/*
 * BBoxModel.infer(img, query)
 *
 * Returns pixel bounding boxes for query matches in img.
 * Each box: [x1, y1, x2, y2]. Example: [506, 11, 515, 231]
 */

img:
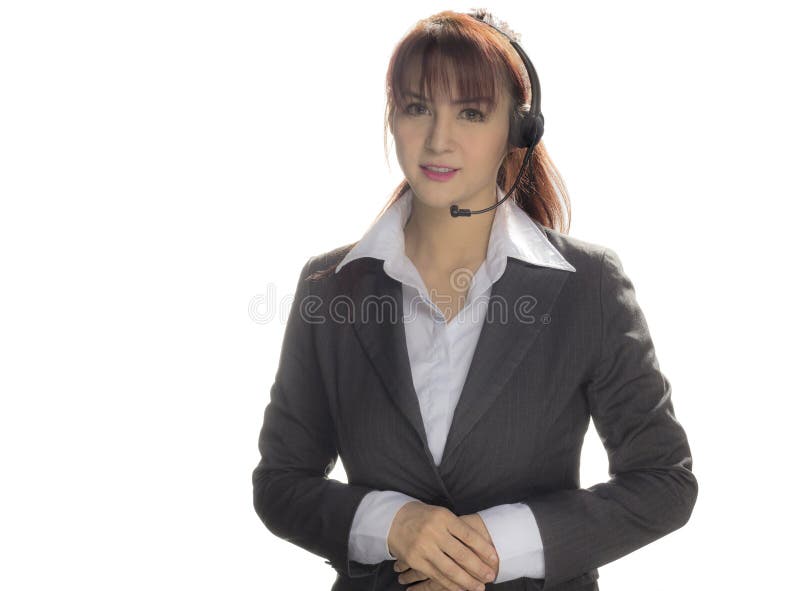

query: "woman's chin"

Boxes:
[409, 183, 465, 210]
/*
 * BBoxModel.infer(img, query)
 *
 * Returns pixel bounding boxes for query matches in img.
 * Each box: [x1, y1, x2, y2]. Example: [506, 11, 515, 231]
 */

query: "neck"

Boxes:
[403, 186, 498, 273]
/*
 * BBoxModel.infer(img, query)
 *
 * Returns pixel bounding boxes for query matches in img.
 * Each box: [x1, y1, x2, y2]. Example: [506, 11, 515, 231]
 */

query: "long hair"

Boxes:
[311, 9, 571, 281]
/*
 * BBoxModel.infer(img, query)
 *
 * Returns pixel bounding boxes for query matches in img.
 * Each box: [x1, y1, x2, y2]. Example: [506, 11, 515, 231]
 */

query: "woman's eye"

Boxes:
[404, 103, 428, 115]
[463, 109, 486, 122]
[402, 103, 485, 122]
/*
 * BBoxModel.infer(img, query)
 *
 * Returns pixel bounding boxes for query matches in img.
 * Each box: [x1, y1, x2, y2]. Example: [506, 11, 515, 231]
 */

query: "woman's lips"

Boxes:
[420, 165, 459, 182]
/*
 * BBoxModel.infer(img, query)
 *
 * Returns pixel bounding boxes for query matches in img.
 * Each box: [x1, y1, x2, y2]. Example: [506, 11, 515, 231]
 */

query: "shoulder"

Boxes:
[536, 223, 643, 317]
[533, 221, 612, 278]
[309, 242, 356, 269]
[295, 242, 367, 293]
[305, 242, 358, 277]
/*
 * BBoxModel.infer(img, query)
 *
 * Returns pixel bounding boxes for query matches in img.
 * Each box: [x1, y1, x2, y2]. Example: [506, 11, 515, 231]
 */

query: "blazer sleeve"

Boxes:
[251, 257, 381, 579]
[523, 247, 699, 590]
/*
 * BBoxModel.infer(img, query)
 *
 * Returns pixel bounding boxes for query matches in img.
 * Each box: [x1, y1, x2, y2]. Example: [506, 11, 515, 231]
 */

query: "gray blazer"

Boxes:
[252, 222, 698, 591]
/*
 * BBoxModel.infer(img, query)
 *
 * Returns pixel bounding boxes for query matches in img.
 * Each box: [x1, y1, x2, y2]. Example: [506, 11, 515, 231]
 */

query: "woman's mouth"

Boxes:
[420, 165, 459, 182]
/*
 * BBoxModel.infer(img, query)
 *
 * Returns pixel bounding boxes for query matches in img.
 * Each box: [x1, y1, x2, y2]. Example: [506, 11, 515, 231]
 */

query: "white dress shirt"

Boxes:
[334, 183, 576, 583]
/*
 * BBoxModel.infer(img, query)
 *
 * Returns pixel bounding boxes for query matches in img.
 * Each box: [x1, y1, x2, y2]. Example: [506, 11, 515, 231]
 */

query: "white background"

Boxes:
[1, 1, 797, 589]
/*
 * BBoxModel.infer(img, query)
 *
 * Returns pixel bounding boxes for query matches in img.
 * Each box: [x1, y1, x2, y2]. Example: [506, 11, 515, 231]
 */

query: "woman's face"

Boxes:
[391, 65, 513, 212]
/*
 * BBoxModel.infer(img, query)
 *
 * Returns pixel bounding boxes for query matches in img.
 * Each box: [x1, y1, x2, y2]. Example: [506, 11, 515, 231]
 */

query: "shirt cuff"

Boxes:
[476, 503, 545, 583]
[348, 490, 420, 564]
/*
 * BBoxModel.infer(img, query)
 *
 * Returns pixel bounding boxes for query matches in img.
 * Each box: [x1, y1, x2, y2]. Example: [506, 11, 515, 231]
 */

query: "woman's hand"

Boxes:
[388, 505, 498, 591]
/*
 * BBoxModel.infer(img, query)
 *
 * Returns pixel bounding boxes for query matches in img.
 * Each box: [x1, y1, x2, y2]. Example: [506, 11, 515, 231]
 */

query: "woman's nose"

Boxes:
[425, 114, 455, 152]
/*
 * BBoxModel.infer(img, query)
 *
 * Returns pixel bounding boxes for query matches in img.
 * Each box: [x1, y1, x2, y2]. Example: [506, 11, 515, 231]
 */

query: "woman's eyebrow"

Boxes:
[401, 91, 490, 105]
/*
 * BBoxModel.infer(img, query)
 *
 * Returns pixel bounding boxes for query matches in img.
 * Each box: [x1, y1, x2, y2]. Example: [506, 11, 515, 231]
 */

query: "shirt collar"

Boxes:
[334, 184, 576, 281]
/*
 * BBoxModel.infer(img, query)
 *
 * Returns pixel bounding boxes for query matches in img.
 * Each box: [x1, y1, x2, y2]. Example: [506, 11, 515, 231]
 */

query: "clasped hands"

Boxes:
[387, 501, 499, 591]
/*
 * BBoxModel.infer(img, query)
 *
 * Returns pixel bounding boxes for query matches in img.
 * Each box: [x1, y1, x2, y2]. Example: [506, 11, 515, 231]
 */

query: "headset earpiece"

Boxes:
[510, 110, 544, 149]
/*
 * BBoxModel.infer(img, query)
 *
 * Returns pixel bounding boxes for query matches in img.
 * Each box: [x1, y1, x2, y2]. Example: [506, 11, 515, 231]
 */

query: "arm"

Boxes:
[252, 257, 379, 579]
[523, 248, 699, 590]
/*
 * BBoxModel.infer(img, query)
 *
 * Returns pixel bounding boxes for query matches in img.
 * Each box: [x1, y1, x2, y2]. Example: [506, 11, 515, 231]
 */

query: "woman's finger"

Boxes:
[425, 551, 479, 591]
[397, 567, 430, 586]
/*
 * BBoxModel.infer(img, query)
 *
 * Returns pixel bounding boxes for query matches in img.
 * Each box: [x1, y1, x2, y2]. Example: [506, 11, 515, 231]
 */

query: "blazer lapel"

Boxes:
[438, 259, 572, 470]
[348, 260, 435, 468]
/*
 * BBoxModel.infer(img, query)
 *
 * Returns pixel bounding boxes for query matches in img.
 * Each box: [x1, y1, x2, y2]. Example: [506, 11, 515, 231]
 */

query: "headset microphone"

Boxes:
[450, 16, 544, 218]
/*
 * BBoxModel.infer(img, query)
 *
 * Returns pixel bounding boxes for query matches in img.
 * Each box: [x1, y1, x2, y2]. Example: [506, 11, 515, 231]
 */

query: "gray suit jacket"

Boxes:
[252, 222, 698, 591]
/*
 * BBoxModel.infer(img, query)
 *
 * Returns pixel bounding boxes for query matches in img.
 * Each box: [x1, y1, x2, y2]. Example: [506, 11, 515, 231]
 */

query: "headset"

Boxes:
[449, 14, 544, 217]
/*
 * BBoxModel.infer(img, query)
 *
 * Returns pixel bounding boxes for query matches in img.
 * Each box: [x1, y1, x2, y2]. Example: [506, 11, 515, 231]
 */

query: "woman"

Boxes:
[252, 9, 698, 591]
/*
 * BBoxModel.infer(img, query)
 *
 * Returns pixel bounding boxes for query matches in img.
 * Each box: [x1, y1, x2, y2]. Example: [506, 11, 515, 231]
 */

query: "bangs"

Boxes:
[389, 26, 514, 116]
